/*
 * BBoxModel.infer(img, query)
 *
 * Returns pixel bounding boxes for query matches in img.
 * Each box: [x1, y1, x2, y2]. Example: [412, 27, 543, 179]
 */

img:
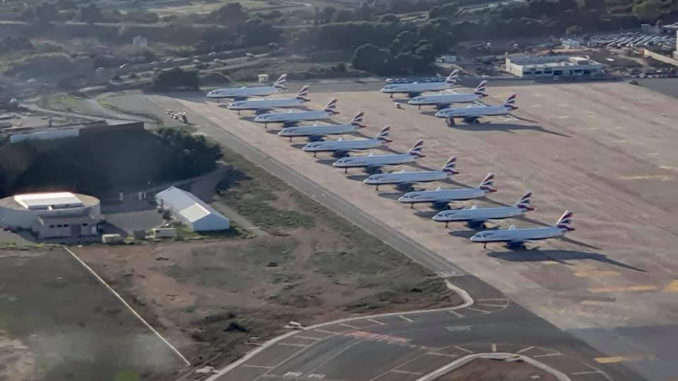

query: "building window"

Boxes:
[523, 71, 532, 75]
[64, 224, 69, 227]
[554, 70, 563, 75]
[49, 225, 55, 228]
[534, 71, 543, 75]
[82, 223, 88, 226]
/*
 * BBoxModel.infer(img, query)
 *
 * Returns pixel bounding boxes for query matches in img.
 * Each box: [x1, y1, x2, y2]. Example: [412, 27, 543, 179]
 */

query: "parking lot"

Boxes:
[147, 80, 678, 380]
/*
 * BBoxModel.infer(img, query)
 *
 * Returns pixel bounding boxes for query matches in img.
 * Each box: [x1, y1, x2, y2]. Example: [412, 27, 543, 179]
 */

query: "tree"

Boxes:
[35, 2, 58, 23]
[210, 3, 247, 27]
[632, 0, 662, 21]
[150, 68, 199, 91]
[351, 43, 391, 74]
[319, 6, 336, 23]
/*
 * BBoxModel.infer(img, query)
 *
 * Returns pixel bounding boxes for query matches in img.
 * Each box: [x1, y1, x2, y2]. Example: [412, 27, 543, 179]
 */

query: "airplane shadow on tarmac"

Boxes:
[451, 123, 570, 137]
[488, 249, 646, 272]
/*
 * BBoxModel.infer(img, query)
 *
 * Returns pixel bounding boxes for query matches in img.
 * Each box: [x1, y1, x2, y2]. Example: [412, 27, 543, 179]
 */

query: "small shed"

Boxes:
[155, 186, 229, 232]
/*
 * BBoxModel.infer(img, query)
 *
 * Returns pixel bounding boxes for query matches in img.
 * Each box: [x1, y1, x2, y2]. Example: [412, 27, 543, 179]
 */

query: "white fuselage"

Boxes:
[435, 105, 511, 118]
[333, 153, 416, 168]
[381, 81, 454, 95]
[408, 92, 481, 106]
[433, 206, 524, 223]
[398, 187, 487, 204]
[254, 110, 332, 124]
[206, 86, 280, 99]
[470, 226, 566, 243]
[227, 97, 304, 111]
[279, 123, 356, 137]
[303, 138, 384, 152]
[364, 170, 448, 185]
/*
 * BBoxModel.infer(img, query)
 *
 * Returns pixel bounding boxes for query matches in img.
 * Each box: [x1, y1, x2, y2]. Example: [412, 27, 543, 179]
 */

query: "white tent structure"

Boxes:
[155, 186, 229, 232]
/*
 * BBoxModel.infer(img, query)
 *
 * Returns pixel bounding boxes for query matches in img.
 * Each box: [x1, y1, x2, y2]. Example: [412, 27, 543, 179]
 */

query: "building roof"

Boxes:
[155, 186, 228, 225]
[508, 55, 603, 68]
[14, 192, 83, 210]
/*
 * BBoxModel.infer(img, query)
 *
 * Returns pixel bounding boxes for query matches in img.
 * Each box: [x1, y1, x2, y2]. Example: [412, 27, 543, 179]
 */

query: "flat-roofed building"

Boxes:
[155, 186, 229, 232]
[0, 192, 102, 240]
[505, 55, 604, 78]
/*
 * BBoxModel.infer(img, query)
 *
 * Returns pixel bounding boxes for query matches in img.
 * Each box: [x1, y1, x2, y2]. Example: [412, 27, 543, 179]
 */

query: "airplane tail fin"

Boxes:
[350, 111, 366, 128]
[445, 69, 460, 84]
[376, 125, 392, 142]
[273, 73, 287, 89]
[479, 173, 496, 192]
[503, 94, 518, 110]
[555, 210, 575, 231]
[474, 80, 488, 96]
[296, 85, 310, 101]
[441, 156, 459, 174]
[408, 139, 425, 157]
[324, 98, 339, 115]
[515, 191, 534, 211]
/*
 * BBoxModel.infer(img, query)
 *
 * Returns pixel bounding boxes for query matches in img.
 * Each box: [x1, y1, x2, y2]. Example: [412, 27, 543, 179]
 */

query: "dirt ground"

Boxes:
[0, 247, 184, 381]
[438, 358, 557, 381]
[75, 151, 460, 369]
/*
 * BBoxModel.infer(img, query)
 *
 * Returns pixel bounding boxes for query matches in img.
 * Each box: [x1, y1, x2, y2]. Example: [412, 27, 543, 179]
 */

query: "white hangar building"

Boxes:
[0, 192, 102, 240]
[155, 186, 230, 232]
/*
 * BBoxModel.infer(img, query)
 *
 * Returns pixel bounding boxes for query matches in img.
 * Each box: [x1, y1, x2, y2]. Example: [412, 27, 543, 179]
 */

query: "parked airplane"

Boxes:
[470, 210, 574, 248]
[363, 156, 458, 190]
[433, 191, 534, 227]
[278, 112, 365, 141]
[301, 125, 391, 156]
[380, 70, 459, 98]
[398, 173, 496, 208]
[434, 94, 517, 126]
[407, 81, 488, 109]
[254, 98, 339, 127]
[227, 85, 310, 114]
[332, 140, 425, 173]
[206, 74, 287, 99]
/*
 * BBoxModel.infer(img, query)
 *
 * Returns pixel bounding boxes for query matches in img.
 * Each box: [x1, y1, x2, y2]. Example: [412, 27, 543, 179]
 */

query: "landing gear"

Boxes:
[445, 222, 449, 228]
[446, 118, 456, 127]
[344, 168, 348, 173]
[375, 185, 380, 191]
[463, 117, 480, 124]
[313, 152, 317, 158]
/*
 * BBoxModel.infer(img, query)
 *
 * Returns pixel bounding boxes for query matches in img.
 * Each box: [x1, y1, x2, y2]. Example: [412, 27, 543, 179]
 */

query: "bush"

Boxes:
[150, 67, 199, 91]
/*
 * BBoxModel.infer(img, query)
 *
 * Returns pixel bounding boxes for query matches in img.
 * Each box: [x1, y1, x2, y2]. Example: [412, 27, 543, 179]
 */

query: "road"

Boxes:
[136, 94, 648, 381]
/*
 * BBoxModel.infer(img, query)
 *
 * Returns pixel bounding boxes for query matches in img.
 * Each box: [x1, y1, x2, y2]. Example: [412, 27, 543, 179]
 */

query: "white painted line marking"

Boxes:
[427, 352, 458, 358]
[570, 370, 601, 376]
[398, 315, 413, 323]
[242, 364, 273, 369]
[467, 307, 492, 314]
[294, 335, 322, 341]
[339, 323, 359, 330]
[448, 310, 464, 318]
[277, 342, 308, 347]
[391, 369, 423, 375]
[455, 345, 474, 354]
[477, 298, 506, 302]
[65, 247, 191, 366]
[367, 318, 384, 326]
[516, 346, 535, 354]
[313, 329, 341, 335]
[478, 303, 506, 308]
[534, 352, 562, 358]
[445, 325, 472, 332]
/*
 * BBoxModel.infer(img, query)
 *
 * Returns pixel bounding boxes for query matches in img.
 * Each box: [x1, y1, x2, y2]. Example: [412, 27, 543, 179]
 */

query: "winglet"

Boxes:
[474, 80, 488, 96]
[556, 210, 575, 231]
[296, 85, 310, 101]
[515, 191, 534, 211]
[273, 73, 287, 89]
[445, 69, 460, 84]
[324, 98, 339, 115]
[376, 125, 392, 142]
[503, 94, 518, 110]
[442, 156, 459, 174]
[350, 111, 366, 128]
[408, 139, 425, 157]
[479, 173, 496, 192]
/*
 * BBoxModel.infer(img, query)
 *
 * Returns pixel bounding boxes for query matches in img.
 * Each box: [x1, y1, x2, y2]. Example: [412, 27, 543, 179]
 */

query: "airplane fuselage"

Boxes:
[470, 226, 566, 243]
[398, 188, 487, 204]
[435, 105, 511, 118]
[254, 110, 332, 125]
[433, 206, 524, 223]
[408, 93, 481, 106]
[364, 170, 448, 185]
[303, 138, 384, 152]
[381, 82, 453, 95]
[333, 154, 416, 169]
[206, 86, 280, 99]
[279, 124, 356, 137]
[227, 97, 304, 111]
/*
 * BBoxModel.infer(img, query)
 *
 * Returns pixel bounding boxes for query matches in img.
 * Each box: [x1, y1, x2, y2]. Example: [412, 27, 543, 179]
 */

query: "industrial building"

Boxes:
[0, 192, 102, 240]
[155, 186, 230, 232]
[505, 55, 604, 78]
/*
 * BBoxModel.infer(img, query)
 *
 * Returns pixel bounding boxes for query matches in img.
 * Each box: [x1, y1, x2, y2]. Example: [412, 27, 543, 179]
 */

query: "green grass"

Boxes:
[114, 370, 140, 381]
[38, 93, 90, 114]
